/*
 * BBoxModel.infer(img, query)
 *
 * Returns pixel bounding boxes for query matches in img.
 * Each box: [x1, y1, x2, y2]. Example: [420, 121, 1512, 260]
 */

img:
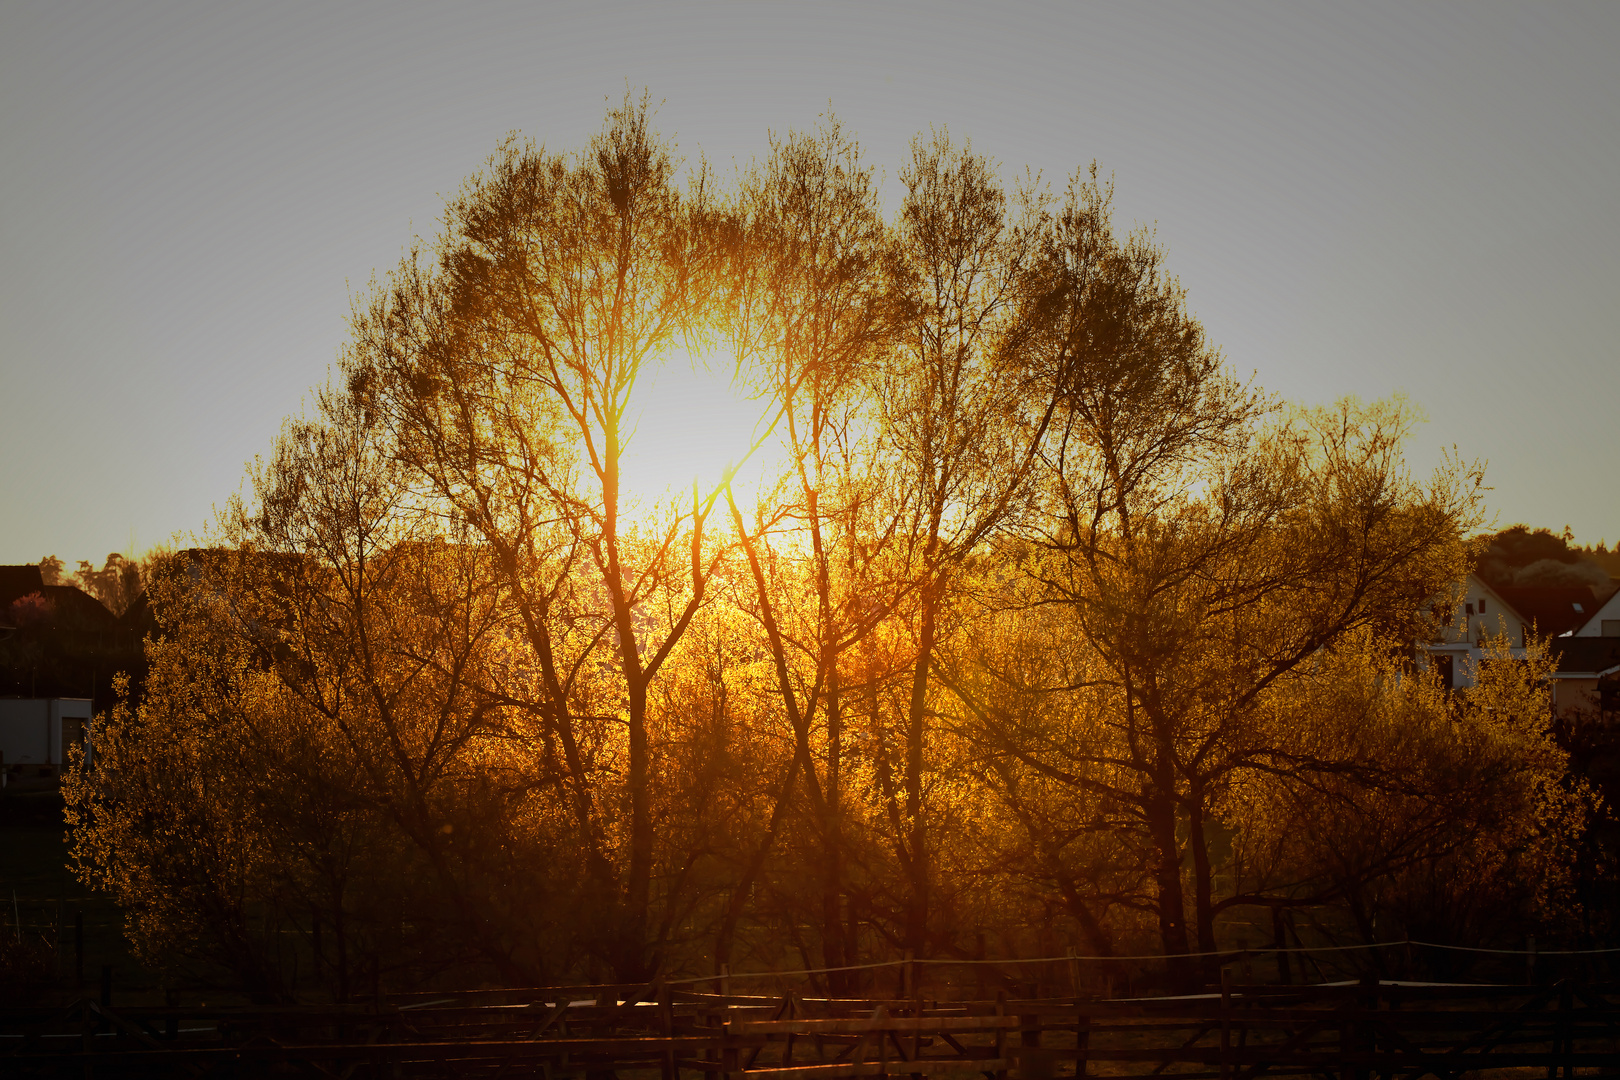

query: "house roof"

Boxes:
[1495, 585, 1598, 637]
[1547, 636, 1620, 678]
[0, 565, 46, 609]
[41, 585, 117, 630]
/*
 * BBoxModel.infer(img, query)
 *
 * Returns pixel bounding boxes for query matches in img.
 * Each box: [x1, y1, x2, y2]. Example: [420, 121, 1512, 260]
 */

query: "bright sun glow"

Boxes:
[616, 347, 787, 513]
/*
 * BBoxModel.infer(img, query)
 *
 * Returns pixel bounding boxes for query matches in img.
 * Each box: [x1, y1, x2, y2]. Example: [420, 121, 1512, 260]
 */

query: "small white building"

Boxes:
[0, 697, 92, 781]
[1421, 576, 1531, 689]
[1419, 576, 1620, 719]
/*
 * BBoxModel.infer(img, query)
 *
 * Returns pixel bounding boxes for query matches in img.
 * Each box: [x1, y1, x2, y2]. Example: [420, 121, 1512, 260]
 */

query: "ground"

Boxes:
[0, 789, 162, 1007]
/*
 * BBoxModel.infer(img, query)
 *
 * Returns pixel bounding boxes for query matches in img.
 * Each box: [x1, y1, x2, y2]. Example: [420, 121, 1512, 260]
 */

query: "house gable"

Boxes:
[1574, 585, 1620, 637]
[1431, 575, 1531, 649]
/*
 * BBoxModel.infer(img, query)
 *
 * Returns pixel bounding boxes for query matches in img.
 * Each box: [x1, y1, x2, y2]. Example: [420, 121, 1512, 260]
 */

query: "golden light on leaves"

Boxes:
[61, 99, 1576, 1003]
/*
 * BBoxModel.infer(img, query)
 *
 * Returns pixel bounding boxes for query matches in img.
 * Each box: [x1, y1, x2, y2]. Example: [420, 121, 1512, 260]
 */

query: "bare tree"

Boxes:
[712, 118, 911, 984]
[945, 170, 1483, 983]
[353, 94, 730, 979]
[880, 131, 1058, 957]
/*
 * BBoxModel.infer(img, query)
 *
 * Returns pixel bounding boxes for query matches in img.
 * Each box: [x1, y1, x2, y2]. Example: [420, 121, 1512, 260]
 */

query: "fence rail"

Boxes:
[3, 977, 1619, 1078]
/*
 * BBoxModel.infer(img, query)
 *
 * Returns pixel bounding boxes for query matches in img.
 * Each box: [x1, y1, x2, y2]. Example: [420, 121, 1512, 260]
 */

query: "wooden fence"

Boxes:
[4, 977, 1619, 1078]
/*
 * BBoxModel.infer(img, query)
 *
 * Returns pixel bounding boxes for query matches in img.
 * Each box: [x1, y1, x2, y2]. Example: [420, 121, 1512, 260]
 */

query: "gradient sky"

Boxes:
[2, 1, 1616, 565]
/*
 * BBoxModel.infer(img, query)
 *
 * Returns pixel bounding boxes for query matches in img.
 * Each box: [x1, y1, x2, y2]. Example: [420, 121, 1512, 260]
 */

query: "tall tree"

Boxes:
[68, 380, 568, 996]
[72, 553, 144, 616]
[881, 131, 1059, 957]
[717, 117, 900, 984]
[353, 94, 727, 980]
[945, 169, 1481, 983]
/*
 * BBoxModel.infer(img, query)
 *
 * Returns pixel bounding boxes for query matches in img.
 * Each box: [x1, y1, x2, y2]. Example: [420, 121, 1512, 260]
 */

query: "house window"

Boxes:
[1466, 602, 1475, 617]
[1603, 620, 1620, 638]
[1574, 603, 1585, 614]
[1479, 598, 1487, 614]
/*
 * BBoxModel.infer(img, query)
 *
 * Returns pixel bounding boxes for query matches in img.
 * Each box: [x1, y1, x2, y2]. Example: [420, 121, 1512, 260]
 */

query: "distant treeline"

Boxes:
[0, 555, 153, 710]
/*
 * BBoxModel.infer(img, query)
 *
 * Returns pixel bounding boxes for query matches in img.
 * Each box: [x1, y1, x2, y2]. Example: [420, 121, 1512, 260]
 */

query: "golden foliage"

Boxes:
[64, 101, 1587, 998]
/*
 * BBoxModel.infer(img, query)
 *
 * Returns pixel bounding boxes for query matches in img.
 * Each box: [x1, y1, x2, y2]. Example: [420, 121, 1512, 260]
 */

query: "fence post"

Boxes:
[723, 964, 735, 1080]
[721, 967, 737, 1080]
[903, 950, 914, 1004]
[976, 933, 987, 1000]
[657, 979, 676, 1080]
[1557, 980, 1572, 1080]
[1339, 983, 1355, 1080]
[1219, 967, 1232, 1080]
[1344, 973, 1375, 1080]
[705, 969, 724, 1077]
[911, 951, 925, 1063]
[1018, 1011, 1051, 1080]
[994, 991, 1008, 1080]
[1527, 936, 1537, 985]
[1067, 949, 1079, 999]
[1075, 1001, 1091, 1079]
[722, 1024, 738, 1080]
[876, 1004, 888, 1079]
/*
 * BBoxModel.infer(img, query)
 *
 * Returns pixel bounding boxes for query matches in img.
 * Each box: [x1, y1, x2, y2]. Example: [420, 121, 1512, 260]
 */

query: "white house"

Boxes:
[1573, 587, 1620, 638]
[1418, 575, 1620, 721]
[1421, 575, 1532, 689]
[1553, 584, 1620, 720]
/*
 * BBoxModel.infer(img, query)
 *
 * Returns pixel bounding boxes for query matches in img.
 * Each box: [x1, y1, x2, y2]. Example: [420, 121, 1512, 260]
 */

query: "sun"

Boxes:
[616, 347, 786, 513]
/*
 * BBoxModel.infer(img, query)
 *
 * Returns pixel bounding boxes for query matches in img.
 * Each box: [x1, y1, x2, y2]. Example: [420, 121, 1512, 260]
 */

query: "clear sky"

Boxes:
[2, 1, 1616, 565]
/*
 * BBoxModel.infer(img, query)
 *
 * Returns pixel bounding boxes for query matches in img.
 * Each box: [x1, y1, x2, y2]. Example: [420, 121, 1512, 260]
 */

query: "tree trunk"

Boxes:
[623, 678, 652, 981]
[822, 661, 848, 993]
[717, 757, 800, 974]
[1187, 792, 1219, 982]
[904, 574, 937, 957]
[1145, 790, 1194, 989]
[1271, 906, 1293, 985]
